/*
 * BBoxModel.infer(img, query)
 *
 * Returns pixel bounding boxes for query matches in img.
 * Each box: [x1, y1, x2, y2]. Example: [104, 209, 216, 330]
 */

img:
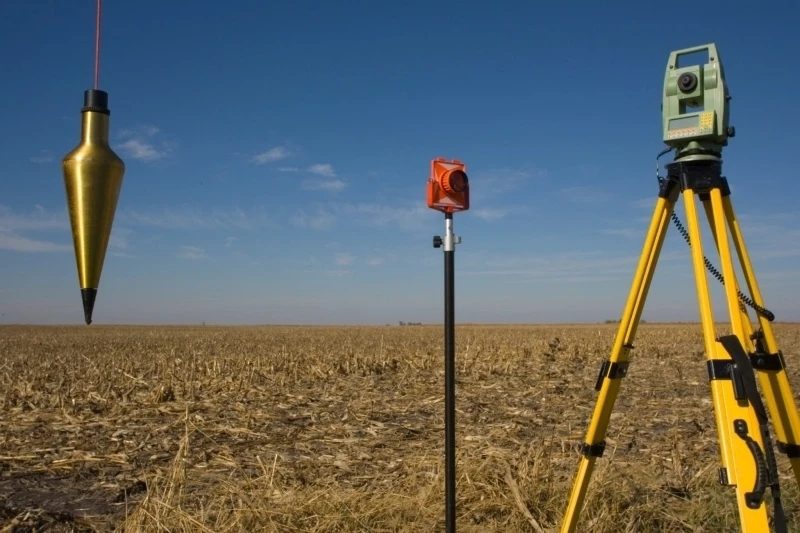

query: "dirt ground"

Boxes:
[1, 323, 799, 532]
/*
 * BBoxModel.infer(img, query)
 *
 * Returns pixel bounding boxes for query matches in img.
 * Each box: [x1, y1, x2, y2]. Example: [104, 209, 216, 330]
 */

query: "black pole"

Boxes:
[444, 212, 456, 533]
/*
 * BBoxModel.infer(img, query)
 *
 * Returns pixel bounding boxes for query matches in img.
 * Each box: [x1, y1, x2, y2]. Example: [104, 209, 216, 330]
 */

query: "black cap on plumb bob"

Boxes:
[82, 89, 110, 115]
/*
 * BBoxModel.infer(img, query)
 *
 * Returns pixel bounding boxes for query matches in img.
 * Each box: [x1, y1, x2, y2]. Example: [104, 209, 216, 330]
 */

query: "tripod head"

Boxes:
[662, 43, 735, 162]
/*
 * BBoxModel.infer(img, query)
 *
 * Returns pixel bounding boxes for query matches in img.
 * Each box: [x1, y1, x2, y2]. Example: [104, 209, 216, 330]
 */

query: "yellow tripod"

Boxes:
[559, 154, 800, 532]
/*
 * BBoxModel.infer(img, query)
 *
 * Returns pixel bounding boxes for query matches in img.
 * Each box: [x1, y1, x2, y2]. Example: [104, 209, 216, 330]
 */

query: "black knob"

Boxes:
[727, 126, 736, 138]
[433, 236, 443, 248]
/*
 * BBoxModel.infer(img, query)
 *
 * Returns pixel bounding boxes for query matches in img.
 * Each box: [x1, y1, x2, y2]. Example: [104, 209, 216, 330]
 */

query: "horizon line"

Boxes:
[2, 321, 798, 328]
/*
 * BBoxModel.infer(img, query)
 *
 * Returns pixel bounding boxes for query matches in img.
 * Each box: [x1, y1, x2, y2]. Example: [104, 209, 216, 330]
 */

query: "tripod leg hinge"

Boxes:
[718, 467, 729, 486]
[706, 360, 747, 400]
[776, 441, 800, 458]
[696, 181, 733, 201]
[749, 351, 786, 372]
[658, 174, 680, 199]
[580, 441, 606, 458]
[594, 360, 630, 391]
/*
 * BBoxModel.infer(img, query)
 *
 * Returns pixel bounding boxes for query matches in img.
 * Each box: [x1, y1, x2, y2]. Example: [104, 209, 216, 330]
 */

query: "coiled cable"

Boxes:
[655, 148, 775, 322]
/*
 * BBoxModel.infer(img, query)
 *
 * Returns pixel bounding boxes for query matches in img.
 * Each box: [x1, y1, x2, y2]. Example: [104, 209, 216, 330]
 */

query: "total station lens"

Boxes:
[678, 72, 698, 93]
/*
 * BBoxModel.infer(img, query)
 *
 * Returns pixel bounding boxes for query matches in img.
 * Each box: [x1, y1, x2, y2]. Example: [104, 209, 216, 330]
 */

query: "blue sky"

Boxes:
[1, 0, 799, 325]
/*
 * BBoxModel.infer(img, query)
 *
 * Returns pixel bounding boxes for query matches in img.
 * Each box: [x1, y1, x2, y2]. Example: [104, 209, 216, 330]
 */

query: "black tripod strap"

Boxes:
[719, 335, 787, 533]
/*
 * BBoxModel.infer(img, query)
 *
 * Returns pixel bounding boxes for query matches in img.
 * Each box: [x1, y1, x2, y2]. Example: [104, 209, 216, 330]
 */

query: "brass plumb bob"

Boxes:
[62, 89, 125, 324]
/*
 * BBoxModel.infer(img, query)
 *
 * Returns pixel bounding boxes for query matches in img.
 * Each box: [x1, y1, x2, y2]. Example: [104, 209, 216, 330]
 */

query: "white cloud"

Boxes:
[0, 232, 71, 253]
[0, 204, 278, 255]
[116, 125, 171, 162]
[474, 208, 508, 221]
[303, 269, 351, 277]
[308, 163, 336, 177]
[290, 205, 336, 231]
[109, 227, 132, 249]
[366, 257, 384, 266]
[0, 205, 132, 253]
[736, 211, 800, 230]
[121, 206, 278, 231]
[0, 204, 68, 232]
[278, 167, 299, 172]
[598, 228, 641, 238]
[332, 202, 436, 231]
[119, 139, 167, 162]
[334, 252, 355, 266]
[0, 205, 71, 253]
[472, 207, 528, 221]
[739, 229, 800, 259]
[120, 126, 160, 137]
[462, 250, 668, 283]
[176, 245, 206, 260]
[30, 150, 54, 164]
[301, 178, 347, 192]
[557, 186, 615, 203]
[300, 164, 345, 192]
[633, 197, 656, 209]
[2, 203, 280, 238]
[462, 248, 694, 285]
[251, 147, 290, 165]
[468, 167, 545, 203]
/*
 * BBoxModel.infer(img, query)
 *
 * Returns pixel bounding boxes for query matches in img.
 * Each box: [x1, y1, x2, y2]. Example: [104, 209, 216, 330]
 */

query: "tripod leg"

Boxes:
[722, 194, 800, 485]
[698, 195, 755, 343]
[559, 189, 676, 533]
[685, 188, 771, 531]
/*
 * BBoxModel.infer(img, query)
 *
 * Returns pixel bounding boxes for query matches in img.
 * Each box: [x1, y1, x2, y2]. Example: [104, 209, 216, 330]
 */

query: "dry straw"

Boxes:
[1, 323, 798, 531]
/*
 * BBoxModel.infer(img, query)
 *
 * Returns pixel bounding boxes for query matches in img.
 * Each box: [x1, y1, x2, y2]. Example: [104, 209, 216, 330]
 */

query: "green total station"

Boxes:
[662, 43, 735, 160]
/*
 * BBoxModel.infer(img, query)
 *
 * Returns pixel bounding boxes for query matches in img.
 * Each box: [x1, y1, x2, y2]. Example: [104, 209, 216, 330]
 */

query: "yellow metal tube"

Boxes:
[723, 196, 800, 485]
[684, 189, 769, 530]
[560, 193, 675, 533]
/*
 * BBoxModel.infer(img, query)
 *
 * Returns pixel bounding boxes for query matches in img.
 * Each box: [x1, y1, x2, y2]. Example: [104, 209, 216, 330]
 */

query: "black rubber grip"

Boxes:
[734, 419, 768, 509]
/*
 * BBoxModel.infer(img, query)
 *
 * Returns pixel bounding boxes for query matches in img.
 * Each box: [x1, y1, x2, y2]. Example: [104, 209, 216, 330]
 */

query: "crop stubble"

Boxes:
[1, 323, 799, 532]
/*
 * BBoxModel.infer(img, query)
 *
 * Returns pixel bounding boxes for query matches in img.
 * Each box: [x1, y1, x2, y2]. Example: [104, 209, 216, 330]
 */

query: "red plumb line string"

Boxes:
[94, 0, 102, 89]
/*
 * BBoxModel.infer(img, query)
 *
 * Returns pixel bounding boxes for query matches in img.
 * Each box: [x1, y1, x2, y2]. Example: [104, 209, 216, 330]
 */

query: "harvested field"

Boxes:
[1, 323, 799, 532]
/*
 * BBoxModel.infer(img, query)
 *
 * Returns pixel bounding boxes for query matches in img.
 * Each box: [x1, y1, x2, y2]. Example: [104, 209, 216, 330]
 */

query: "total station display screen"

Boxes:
[669, 115, 699, 131]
